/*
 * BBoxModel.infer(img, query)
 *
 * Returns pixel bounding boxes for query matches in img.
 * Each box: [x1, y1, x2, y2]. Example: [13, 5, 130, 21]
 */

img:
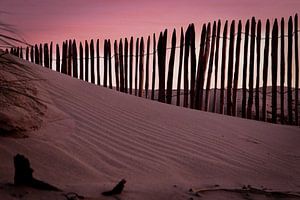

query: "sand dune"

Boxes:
[0, 53, 300, 199]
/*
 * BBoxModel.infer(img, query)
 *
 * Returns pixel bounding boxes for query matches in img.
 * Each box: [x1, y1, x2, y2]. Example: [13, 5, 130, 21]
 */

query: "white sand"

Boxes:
[0, 53, 300, 199]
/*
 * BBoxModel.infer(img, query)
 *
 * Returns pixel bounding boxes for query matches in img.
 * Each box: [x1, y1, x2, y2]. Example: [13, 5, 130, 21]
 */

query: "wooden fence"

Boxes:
[9, 14, 300, 126]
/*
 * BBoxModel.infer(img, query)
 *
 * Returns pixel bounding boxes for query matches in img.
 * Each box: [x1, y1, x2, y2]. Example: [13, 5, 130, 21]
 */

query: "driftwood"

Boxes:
[102, 179, 126, 196]
[14, 154, 60, 191]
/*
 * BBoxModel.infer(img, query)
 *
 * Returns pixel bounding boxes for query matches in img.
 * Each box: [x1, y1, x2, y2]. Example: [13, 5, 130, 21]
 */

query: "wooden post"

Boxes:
[242, 20, 250, 118]
[138, 37, 144, 97]
[183, 26, 190, 107]
[50, 42, 53, 69]
[166, 29, 177, 104]
[39, 43, 43, 66]
[35, 44, 39, 64]
[96, 39, 100, 85]
[220, 21, 228, 114]
[151, 33, 156, 100]
[90, 39, 95, 84]
[255, 20, 262, 120]
[104, 40, 108, 87]
[44, 43, 49, 68]
[205, 21, 217, 112]
[119, 39, 125, 92]
[124, 38, 129, 93]
[145, 36, 150, 98]
[68, 40, 72, 76]
[30, 46, 34, 63]
[135, 38, 139, 96]
[195, 24, 207, 109]
[280, 18, 286, 124]
[73, 40, 78, 79]
[295, 14, 299, 126]
[189, 24, 196, 108]
[114, 40, 120, 91]
[271, 19, 279, 124]
[247, 17, 256, 119]
[85, 40, 89, 82]
[26, 47, 29, 61]
[227, 20, 235, 116]
[176, 28, 184, 106]
[232, 20, 242, 116]
[20, 47, 23, 59]
[108, 40, 113, 89]
[61, 42, 67, 74]
[129, 37, 133, 94]
[262, 20, 270, 122]
[213, 20, 221, 113]
[287, 16, 293, 124]
[79, 42, 83, 80]
[56, 44, 60, 72]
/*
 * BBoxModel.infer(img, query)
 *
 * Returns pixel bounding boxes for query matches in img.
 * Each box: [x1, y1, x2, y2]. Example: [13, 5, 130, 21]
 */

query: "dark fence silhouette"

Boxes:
[9, 14, 300, 126]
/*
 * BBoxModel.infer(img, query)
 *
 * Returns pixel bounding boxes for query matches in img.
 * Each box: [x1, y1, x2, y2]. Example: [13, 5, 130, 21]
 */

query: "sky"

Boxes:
[1, 0, 299, 45]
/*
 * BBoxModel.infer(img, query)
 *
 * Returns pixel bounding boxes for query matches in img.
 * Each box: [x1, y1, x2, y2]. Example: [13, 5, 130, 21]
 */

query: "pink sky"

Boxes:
[1, 0, 299, 45]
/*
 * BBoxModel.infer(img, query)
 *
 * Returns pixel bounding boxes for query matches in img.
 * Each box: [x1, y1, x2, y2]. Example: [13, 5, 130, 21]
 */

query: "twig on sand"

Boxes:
[189, 185, 300, 199]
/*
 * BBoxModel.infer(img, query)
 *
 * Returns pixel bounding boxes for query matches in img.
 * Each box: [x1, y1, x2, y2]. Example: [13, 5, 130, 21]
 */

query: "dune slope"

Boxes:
[0, 54, 300, 200]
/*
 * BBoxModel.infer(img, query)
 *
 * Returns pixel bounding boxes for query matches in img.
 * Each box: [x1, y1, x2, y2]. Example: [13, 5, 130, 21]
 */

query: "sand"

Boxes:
[0, 52, 300, 199]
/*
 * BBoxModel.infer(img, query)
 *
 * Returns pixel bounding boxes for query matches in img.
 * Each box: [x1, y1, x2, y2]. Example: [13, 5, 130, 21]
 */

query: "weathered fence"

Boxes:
[9, 14, 300, 126]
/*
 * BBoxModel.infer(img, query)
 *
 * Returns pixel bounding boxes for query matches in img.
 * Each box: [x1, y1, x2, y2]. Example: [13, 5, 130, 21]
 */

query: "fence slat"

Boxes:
[232, 20, 242, 116]
[287, 17, 293, 124]
[247, 17, 256, 119]
[114, 40, 120, 91]
[213, 20, 221, 113]
[135, 38, 139, 96]
[227, 20, 235, 116]
[50, 42, 52, 69]
[35, 44, 39, 65]
[176, 28, 184, 106]
[189, 24, 196, 108]
[242, 20, 250, 118]
[44, 43, 49, 68]
[138, 37, 144, 97]
[200, 23, 211, 110]
[183, 26, 190, 107]
[119, 39, 124, 92]
[104, 40, 108, 87]
[166, 29, 177, 104]
[151, 33, 156, 100]
[295, 14, 299, 126]
[79, 42, 83, 80]
[68, 40, 72, 76]
[158, 30, 168, 103]
[124, 38, 129, 93]
[195, 24, 206, 109]
[145, 36, 150, 98]
[26, 47, 29, 61]
[96, 39, 100, 85]
[280, 18, 285, 124]
[85, 40, 89, 82]
[61, 42, 67, 74]
[255, 20, 261, 120]
[271, 19, 279, 123]
[262, 20, 270, 122]
[30, 46, 34, 63]
[90, 39, 95, 84]
[220, 21, 228, 114]
[39, 43, 43, 66]
[73, 40, 78, 79]
[108, 40, 113, 89]
[56, 44, 60, 72]
[129, 37, 133, 94]
[205, 21, 217, 112]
